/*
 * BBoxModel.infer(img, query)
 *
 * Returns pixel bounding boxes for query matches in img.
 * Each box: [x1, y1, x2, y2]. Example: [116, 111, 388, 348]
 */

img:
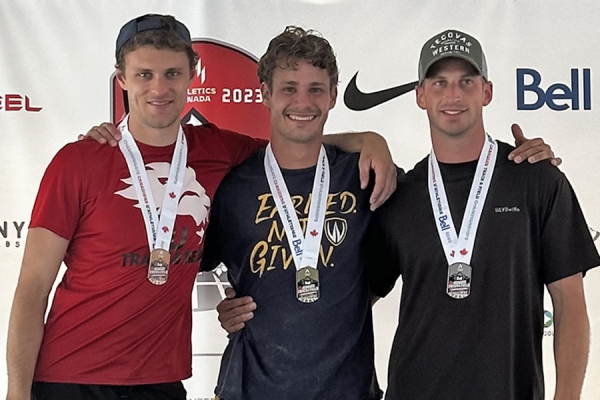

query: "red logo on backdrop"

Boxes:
[0, 94, 42, 112]
[110, 39, 270, 140]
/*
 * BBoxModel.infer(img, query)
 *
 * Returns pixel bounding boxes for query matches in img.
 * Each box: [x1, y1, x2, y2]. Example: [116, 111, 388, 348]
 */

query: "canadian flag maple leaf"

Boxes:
[169, 192, 176, 199]
[310, 230, 318, 236]
[460, 248, 468, 256]
[162, 226, 169, 233]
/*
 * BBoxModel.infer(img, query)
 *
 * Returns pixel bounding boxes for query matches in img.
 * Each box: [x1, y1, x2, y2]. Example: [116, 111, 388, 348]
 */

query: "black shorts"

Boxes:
[31, 381, 186, 400]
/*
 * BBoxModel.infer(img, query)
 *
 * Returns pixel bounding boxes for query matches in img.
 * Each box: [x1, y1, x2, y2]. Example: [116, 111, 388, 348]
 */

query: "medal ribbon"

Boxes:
[264, 144, 330, 271]
[428, 134, 497, 266]
[118, 115, 188, 253]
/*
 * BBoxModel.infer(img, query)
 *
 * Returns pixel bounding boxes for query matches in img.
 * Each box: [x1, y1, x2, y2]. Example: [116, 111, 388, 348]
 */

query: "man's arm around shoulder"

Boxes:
[6, 228, 67, 400]
[323, 131, 397, 210]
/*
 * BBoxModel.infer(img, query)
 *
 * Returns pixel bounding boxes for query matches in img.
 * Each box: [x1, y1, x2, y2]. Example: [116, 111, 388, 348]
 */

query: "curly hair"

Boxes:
[115, 15, 198, 72]
[258, 26, 339, 90]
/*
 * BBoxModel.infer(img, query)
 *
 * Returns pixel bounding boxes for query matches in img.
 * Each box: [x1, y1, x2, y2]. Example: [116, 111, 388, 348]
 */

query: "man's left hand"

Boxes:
[508, 123, 562, 166]
[358, 132, 397, 211]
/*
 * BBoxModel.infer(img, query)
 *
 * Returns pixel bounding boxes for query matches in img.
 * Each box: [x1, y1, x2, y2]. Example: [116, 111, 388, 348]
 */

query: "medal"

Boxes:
[118, 115, 187, 286]
[148, 248, 171, 285]
[296, 267, 320, 303]
[265, 144, 330, 303]
[446, 262, 472, 299]
[428, 134, 497, 299]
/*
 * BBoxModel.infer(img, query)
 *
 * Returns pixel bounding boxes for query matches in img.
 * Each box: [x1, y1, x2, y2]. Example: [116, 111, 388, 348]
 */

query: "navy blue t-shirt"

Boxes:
[201, 145, 381, 400]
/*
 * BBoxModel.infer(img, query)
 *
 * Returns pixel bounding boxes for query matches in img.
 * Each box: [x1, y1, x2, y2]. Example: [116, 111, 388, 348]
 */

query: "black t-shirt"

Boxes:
[366, 141, 600, 400]
[202, 145, 382, 400]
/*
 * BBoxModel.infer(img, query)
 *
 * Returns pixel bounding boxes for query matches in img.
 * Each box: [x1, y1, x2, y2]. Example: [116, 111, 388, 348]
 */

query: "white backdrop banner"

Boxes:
[1, 1, 599, 399]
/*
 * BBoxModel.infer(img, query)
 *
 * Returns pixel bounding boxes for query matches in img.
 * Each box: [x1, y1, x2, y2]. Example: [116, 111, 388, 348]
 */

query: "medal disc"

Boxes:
[446, 262, 472, 299]
[148, 248, 171, 285]
[296, 267, 320, 303]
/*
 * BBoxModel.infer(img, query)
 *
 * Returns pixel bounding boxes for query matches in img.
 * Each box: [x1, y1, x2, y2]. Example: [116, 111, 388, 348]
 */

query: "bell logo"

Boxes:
[517, 68, 591, 111]
[0, 94, 42, 112]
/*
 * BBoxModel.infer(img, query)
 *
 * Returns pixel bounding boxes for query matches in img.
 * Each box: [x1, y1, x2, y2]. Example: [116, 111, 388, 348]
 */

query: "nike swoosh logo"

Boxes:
[343, 72, 418, 111]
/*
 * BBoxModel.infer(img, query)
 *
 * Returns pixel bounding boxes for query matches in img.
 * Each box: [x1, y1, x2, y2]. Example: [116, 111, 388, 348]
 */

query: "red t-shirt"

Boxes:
[30, 123, 265, 385]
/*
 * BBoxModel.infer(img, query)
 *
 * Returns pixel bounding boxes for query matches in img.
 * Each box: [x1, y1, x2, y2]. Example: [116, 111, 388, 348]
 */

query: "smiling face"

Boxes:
[262, 59, 337, 146]
[416, 57, 493, 141]
[116, 46, 194, 141]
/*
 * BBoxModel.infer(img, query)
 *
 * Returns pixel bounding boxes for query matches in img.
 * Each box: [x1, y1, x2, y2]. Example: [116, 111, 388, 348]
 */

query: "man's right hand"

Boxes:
[78, 122, 121, 147]
[216, 287, 256, 334]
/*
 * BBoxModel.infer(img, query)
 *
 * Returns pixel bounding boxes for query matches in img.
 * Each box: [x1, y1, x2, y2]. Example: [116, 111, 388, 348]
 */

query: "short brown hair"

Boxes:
[258, 26, 339, 90]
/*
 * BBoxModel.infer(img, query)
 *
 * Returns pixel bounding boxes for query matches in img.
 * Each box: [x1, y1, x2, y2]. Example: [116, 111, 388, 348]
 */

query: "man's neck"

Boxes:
[269, 136, 323, 169]
[127, 116, 180, 147]
[431, 128, 486, 164]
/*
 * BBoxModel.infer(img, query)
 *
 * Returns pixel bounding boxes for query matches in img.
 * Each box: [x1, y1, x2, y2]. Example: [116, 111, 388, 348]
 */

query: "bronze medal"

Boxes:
[296, 267, 320, 303]
[148, 248, 170, 285]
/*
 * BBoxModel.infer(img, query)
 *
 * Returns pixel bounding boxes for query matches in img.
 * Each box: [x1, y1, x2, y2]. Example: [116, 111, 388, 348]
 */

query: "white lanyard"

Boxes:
[428, 134, 497, 266]
[118, 115, 188, 253]
[264, 144, 330, 271]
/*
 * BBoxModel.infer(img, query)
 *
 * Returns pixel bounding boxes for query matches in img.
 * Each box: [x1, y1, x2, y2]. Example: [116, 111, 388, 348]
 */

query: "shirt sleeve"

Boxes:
[216, 127, 268, 168]
[540, 169, 600, 283]
[29, 143, 84, 241]
[363, 208, 402, 298]
[200, 184, 226, 272]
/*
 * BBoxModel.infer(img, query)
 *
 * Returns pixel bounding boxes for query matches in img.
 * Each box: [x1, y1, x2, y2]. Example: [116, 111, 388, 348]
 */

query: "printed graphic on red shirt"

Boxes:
[115, 161, 211, 241]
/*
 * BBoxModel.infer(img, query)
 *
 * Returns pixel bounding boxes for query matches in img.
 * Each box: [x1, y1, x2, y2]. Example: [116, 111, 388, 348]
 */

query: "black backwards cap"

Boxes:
[114, 14, 193, 115]
[115, 14, 192, 57]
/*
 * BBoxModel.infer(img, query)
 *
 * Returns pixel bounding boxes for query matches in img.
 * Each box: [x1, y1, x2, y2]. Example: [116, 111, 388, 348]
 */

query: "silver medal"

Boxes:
[296, 267, 320, 303]
[446, 262, 472, 299]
